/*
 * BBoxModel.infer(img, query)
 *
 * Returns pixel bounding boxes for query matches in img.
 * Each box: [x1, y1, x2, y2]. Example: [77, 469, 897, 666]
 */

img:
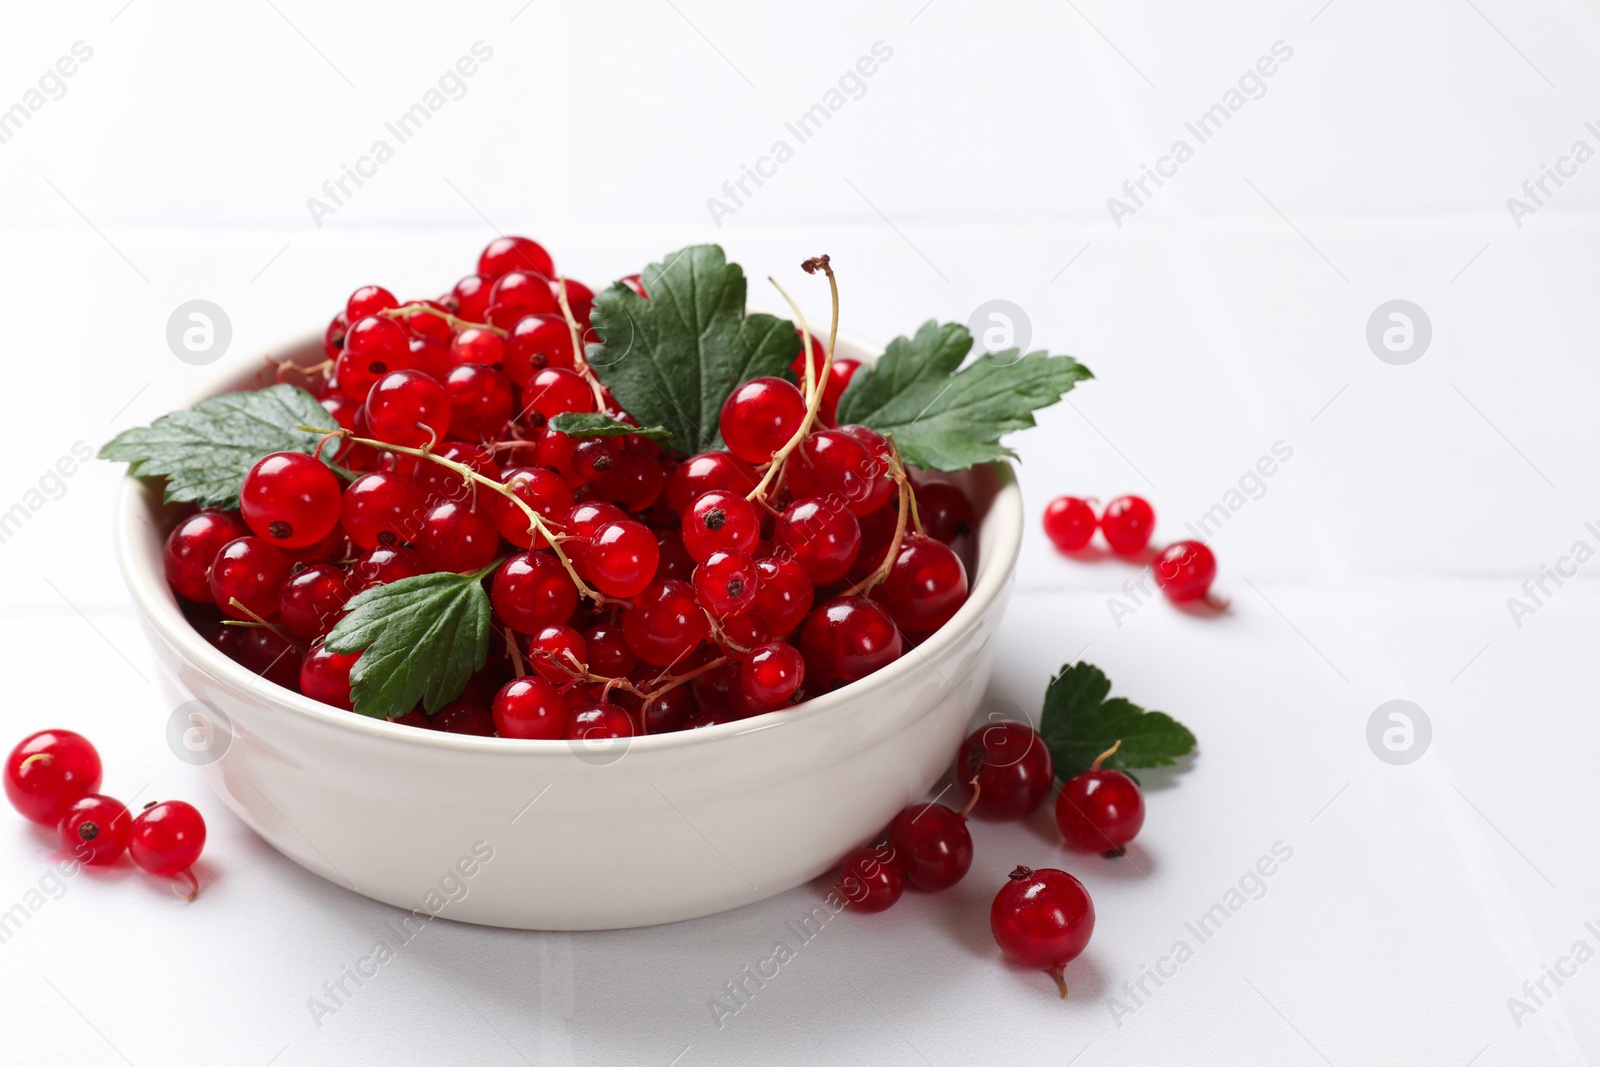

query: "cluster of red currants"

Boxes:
[4, 730, 207, 898]
[1042, 493, 1220, 606]
[164, 235, 976, 737]
[830, 717, 1145, 997]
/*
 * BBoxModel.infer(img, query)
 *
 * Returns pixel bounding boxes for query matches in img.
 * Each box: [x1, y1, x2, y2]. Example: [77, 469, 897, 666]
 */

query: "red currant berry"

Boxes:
[492, 552, 578, 633]
[129, 800, 206, 896]
[819, 357, 860, 425]
[351, 544, 426, 589]
[239, 452, 342, 549]
[340, 471, 422, 550]
[346, 285, 397, 321]
[323, 311, 348, 360]
[585, 623, 638, 676]
[587, 520, 660, 598]
[682, 490, 761, 564]
[1043, 496, 1097, 553]
[318, 392, 381, 471]
[622, 580, 709, 667]
[5, 730, 102, 825]
[886, 802, 973, 891]
[363, 370, 451, 449]
[565, 701, 635, 742]
[401, 301, 456, 344]
[773, 496, 862, 585]
[1100, 495, 1155, 556]
[489, 270, 560, 326]
[740, 642, 804, 707]
[300, 644, 358, 709]
[834, 845, 905, 912]
[666, 451, 760, 516]
[693, 550, 758, 617]
[551, 277, 594, 323]
[799, 596, 902, 687]
[954, 721, 1053, 820]
[522, 367, 596, 421]
[751, 556, 813, 639]
[491, 466, 575, 549]
[444, 363, 515, 440]
[164, 511, 249, 602]
[479, 236, 554, 281]
[58, 794, 132, 865]
[278, 564, 352, 639]
[404, 334, 452, 381]
[504, 314, 576, 384]
[416, 501, 501, 573]
[571, 436, 620, 480]
[210, 537, 291, 620]
[337, 315, 410, 400]
[642, 683, 693, 734]
[591, 447, 665, 511]
[719, 377, 806, 464]
[991, 866, 1095, 997]
[237, 626, 302, 688]
[1056, 749, 1145, 855]
[531, 429, 583, 486]
[848, 502, 899, 583]
[528, 624, 586, 681]
[450, 326, 505, 369]
[877, 534, 969, 634]
[413, 442, 495, 508]
[786, 428, 893, 516]
[1153, 540, 1218, 603]
[620, 273, 649, 299]
[914, 481, 974, 543]
[433, 701, 496, 736]
[450, 274, 493, 322]
[492, 677, 567, 740]
[655, 529, 696, 583]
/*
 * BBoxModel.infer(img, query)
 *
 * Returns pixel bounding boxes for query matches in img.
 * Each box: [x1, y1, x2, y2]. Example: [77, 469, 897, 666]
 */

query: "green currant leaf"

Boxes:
[1038, 661, 1196, 779]
[547, 412, 672, 444]
[99, 383, 339, 508]
[324, 567, 495, 718]
[835, 320, 1092, 471]
[586, 244, 803, 454]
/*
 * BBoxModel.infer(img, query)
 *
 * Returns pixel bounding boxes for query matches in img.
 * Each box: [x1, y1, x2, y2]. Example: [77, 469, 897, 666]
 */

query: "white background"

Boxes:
[2, 0, 1599, 1064]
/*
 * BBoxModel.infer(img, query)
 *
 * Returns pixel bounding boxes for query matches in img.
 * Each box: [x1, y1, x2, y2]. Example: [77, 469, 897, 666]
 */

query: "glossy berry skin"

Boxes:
[492, 553, 579, 634]
[444, 363, 515, 440]
[416, 501, 501, 573]
[552, 277, 595, 323]
[490, 466, 574, 549]
[128, 800, 206, 877]
[351, 545, 426, 589]
[877, 534, 968, 634]
[751, 556, 813, 639]
[341, 471, 421, 550]
[505, 314, 576, 384]
[915, 481, 974, 543]
[163, 511, 249, 602]
[786, 428, 893, 516]
[622, 580, 709, 666]
[1056, 768, 1145, 854]
[479, 235, 554, 281]
[565, 702, 636, 743]
[337, 315, 411, 400]
[210, 537, 291, 620]
[682, 490, 761, 564]
[559, 500, 627, 574]
[719, 377, 806, 464]
[667, 451, 759, 515]
[991, 866, 1095, 995]
[5, 730, 102, 825]
[489, 270, 561, 321]
[364, 369, 451, 449]
[591, 448, 665, 512]
[523, 367, 596, 421]
[433, 701, 496, 736]
[571, 436, 620, 480]
[584, 624, 637, 677]
[528, 624, 586, 682]
[278, 564, 352, 639]
[886, 803, 973, 891]
[346, 285, 398, 321]
[449, 326, 505, 369]
[834, 845, 905, 912]
[741, 642, 805, 707]
[1042, 496, 1097, 552]
[1100, 495, 1155, 556]
[694, 550, 758, 617]
[773, 497, 862, 585]
[239, 452, 342, 548]
[300, 644, 359, 709]
[238, 626, 302, 689]
[450, 273, 493, 322]
[1153, 540, 1217, 603]
[587, 520, 660, 598]
[492, 677, 567, 740]
[954, 721, 1054, 820]
[58, 795, 132, 865]
[799, 596, 902, 687]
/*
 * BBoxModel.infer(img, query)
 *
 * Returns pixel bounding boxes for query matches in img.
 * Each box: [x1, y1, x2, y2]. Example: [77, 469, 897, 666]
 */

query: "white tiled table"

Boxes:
[3, 1, 1598, 1063]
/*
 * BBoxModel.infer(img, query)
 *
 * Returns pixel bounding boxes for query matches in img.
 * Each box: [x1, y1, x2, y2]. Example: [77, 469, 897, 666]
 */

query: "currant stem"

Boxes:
[958, 776, 983, 820]
[1049, 965, 1069, 999]
[748, 257, 840, 505]
[18, 753, 52, 774]
[379, 304, 507, 338]
[299, 425, 612, 606]
[1089, 739, 1122, 772]
[225, 598, 305, 649]
[554, 274, 607, 410]
[172, 867, 200, 902]
[846, 434, 914, 596]
[505, 629, 527, 679]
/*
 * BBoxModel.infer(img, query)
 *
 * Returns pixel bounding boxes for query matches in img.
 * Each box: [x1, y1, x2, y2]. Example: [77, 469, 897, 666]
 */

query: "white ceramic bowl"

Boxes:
[113, 329, 1022, 930]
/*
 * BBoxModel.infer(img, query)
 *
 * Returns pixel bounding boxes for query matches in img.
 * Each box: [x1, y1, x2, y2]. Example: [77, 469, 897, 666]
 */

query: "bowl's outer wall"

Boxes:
[117, 331, 1024, 929]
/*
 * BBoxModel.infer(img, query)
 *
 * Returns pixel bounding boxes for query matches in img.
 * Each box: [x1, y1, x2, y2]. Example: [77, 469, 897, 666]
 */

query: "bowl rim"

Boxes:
[113, 324, 1024, 756]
